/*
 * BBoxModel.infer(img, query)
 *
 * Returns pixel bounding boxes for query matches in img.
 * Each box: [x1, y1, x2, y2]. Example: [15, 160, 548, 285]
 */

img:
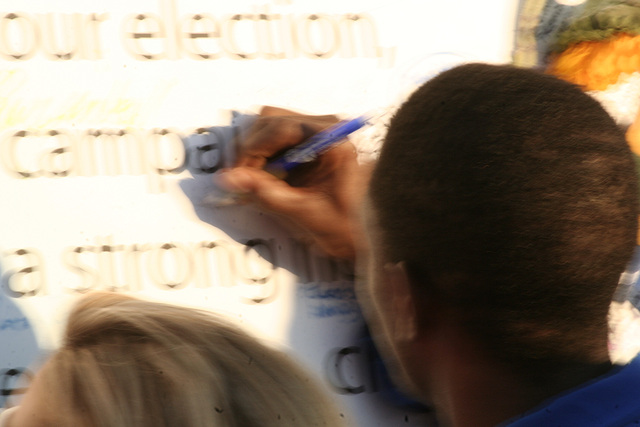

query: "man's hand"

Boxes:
[214, 106, 371, 260]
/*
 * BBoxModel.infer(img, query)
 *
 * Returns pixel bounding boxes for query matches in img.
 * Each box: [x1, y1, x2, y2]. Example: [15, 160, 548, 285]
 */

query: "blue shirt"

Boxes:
[504, 356, 640, 426]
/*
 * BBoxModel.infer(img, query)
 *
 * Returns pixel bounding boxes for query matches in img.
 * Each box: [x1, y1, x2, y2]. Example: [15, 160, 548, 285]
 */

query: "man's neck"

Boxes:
[420, 331, 612, 427]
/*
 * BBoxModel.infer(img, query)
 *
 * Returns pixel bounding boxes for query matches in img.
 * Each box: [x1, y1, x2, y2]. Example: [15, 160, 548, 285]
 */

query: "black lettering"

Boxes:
[123, 13, 166, 60]
[1, 130, 40, 178]
[62, 246, 100, 293]
[196, 240, 236, 288]
[288, 238, 315, 283]
[124, 244, 148, 292]
[239, 239, 278, 304]
[2, 249, 46, 298]
[85, 129, 128, 176]
[317, 256, 354, 283]
[38, 13, 82, 60]
[190, 128, 223, 173]
[181, 14, 221, 60]
[254, 6, 286, 60]
[299, 14, 338, 58]
[159, 0, 181, 60]
[97, 236, 128, 292]
[148, 243, 192, 289]
[324, 347, 366, 394]
[0, 368, 33, 407]
[75, 129, 146, 177]
[41, 130, 73, 177]
[222, 14, 258, 60]
[75, 130, 97, 177]
[0, 13, 38, 60]
[339, 14, 378, 58]
[149, 129, 187, 175]
[83, 13, 107, 59]
[241, 239, 276, 284]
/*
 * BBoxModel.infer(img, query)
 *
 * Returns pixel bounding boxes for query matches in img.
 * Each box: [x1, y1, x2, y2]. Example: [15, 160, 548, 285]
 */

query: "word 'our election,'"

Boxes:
[0, 0, 390, 64]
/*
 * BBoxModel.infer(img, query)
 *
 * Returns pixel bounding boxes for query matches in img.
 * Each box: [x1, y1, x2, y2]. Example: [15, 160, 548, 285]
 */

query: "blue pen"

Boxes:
[264, 115, 371, 178]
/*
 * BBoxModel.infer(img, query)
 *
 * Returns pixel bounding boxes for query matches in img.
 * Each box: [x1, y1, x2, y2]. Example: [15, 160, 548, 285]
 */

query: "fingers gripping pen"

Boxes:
[207, 113, 373, 207]
[264, 115, 372, 178]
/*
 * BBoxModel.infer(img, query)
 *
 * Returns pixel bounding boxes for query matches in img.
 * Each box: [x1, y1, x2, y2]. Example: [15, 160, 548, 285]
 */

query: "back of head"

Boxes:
[40, 293, 344, 427]
[369, 63, 638, 364]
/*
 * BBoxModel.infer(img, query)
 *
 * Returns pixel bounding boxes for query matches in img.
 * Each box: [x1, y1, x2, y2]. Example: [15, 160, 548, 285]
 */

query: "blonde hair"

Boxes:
[39, 293, 346, 427]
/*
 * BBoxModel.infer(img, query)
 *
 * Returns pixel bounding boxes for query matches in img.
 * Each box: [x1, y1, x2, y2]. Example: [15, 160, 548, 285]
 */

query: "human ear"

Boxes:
[383, 262, 420, 344]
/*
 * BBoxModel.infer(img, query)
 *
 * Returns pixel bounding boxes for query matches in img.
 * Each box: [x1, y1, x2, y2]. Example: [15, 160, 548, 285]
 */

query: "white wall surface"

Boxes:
[0, 1, 519, 425]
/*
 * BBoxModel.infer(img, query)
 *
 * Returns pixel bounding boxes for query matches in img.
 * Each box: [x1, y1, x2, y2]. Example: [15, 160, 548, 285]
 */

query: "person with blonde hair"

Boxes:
[0, 292, 346, 427]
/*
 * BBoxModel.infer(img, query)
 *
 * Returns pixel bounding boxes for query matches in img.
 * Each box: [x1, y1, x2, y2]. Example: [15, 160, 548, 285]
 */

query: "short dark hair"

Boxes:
[369, 63, 638, 363]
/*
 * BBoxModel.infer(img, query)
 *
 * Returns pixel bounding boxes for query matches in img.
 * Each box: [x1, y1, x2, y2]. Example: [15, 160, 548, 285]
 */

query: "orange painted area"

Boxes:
[627, 109, 640, 156]
[547, 33, 640, 91]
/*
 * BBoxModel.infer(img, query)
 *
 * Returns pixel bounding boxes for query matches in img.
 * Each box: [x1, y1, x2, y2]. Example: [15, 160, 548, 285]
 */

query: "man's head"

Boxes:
[364, 63, 638, 392]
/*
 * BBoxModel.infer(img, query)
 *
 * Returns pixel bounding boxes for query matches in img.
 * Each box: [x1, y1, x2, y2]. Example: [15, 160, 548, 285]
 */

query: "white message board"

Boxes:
[0, 0, 518, 425]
